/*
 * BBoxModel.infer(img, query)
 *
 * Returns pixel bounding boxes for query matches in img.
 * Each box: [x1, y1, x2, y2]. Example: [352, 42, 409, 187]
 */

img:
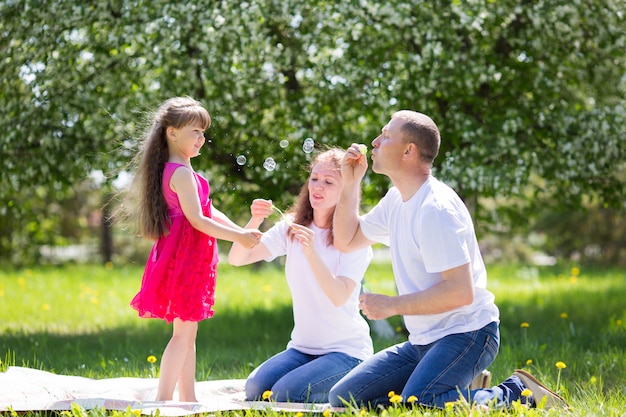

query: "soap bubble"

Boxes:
[279, 139, 289, 148]
[236, 155, 247, 165]
[303, 137, 315, 154]
[263, 157, 276, 171]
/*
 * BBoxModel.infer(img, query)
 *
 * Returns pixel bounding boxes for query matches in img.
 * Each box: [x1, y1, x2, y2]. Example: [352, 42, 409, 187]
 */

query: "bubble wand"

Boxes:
[271, 204, 292, 226]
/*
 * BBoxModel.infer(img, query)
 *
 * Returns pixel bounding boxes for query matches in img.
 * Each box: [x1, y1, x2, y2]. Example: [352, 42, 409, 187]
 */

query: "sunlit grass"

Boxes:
[1, 261, 625, 416]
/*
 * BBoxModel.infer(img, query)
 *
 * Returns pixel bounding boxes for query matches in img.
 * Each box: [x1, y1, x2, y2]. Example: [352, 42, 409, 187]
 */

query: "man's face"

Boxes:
[371, 117, 405, 175]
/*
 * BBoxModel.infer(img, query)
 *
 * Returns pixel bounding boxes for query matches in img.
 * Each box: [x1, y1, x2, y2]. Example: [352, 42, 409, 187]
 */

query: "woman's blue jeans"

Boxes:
[329, 322, 503, 408]
[245, 348, 362, 403]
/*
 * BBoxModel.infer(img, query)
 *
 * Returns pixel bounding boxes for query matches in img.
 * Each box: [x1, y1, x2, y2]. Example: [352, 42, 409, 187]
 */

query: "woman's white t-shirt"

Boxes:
[261, 220, 374, 360]
[360, 177, 499, 345]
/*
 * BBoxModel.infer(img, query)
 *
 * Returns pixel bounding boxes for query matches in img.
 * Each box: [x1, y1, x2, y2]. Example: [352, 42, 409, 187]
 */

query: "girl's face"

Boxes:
[168, 123, 206, 159]
[308, 161, 342, 212]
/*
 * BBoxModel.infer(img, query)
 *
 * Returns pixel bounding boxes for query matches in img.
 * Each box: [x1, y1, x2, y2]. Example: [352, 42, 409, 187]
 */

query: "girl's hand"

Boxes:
[250, 199, 273, 221]
[238, 230, 263, 249]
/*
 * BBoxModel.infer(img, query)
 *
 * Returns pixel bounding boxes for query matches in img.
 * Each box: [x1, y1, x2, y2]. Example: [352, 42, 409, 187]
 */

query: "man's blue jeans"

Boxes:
[245, 348, 362, 403]
[329, 322, 503, 408]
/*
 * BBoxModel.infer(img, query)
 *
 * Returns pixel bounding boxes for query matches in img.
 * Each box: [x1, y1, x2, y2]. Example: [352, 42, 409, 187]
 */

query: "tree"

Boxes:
[1, 0, 624, 262]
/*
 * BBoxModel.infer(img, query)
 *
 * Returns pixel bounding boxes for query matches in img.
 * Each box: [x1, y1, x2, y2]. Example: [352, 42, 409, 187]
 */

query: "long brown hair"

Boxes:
[287, 147, 345, 246]
[125, 96, 211, 240]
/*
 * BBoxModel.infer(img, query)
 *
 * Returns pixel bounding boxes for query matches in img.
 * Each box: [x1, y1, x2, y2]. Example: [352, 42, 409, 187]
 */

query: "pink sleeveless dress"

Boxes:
[130, 162, 218, 323]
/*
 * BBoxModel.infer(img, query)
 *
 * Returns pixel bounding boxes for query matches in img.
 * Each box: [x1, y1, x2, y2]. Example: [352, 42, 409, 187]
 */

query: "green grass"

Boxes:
[1, 261, 625, 416]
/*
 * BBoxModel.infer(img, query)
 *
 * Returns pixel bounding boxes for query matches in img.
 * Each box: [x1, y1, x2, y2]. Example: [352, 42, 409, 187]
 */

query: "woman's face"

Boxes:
[308, 161, 342, 212]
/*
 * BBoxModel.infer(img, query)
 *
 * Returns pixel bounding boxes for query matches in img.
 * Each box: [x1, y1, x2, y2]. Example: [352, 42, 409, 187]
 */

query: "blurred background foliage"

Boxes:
[0, 0, 624, 266]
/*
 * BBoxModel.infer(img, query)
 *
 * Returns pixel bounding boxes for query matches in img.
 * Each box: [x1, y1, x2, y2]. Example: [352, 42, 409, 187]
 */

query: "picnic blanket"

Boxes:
[0, 367, 337, 415]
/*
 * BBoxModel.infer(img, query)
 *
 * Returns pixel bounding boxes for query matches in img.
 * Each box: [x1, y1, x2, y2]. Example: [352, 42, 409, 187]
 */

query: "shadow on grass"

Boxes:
[1, 304, 294, 380]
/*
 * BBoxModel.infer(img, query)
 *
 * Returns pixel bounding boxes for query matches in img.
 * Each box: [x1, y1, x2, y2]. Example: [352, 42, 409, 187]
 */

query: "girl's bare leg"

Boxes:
[177, 341, 198, 402]
[155, 319, 198, 401]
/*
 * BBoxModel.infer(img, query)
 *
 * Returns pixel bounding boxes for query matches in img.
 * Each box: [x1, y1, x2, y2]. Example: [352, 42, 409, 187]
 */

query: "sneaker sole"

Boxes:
[514, 369, 570, 410]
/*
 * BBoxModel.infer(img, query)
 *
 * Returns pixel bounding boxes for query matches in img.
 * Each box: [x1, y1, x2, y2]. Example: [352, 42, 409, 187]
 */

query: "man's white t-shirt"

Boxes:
[360, 177, 499, 345]
[262, 220, 374, 360]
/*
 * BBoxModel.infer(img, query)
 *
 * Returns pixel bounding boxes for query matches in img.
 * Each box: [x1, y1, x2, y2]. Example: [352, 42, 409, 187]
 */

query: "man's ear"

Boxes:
[404, 142, 416, 157]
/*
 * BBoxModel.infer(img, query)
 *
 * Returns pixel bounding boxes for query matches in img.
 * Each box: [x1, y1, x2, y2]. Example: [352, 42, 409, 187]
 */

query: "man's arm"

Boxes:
[359, 263, 475, 320]
[333, 144, 375, 252]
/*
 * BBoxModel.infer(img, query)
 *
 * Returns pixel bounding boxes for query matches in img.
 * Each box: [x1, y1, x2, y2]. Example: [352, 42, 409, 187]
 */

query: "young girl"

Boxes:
[126, 96, 261, 402]
[229, 148, 374, 403]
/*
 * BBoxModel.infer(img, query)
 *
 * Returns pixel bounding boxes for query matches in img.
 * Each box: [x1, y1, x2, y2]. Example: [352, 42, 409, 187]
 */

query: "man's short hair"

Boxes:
[393, 110, 440, 164]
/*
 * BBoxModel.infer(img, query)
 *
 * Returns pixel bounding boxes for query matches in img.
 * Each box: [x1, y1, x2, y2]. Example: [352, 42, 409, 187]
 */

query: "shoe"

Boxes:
[513, 369, 570, 410]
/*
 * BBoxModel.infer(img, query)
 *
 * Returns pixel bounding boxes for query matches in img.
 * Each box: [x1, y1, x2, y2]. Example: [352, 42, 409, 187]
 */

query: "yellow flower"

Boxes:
[360, 409, 366, 416]
[520, 322, 529, 328]
[105, 261, 114, 270]
[556, 361, 566, 369]
[407, 395, 418, 403]
[295, 413, 304, 417]
[616, 319, 623, 326]
[389, 394, 402, 404]
[526, 359, 533, 365]
[387, 391, 395, 398]
[147, 355, 157, 364]
[560, 312, 568, 319]
[130, 409, 141, 416]
[322, 409, 331, 417]
[521, 389, 532, 397]
[590, 376, 597, 384]
[570, 267, 580, 276]
[262, 390, 273, 400]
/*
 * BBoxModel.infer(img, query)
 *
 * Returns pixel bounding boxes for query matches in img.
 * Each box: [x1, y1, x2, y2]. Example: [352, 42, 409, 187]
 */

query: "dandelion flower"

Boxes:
[570, 267, 580, 276]
[131, 409, 141, 416]
[560, 312, 568, 319]
[407, 395, 418, 403]
[295, 413, 304, 417]
[262, 390, 273, 400]
[147, 355, 157, 364]
[389, 394, 402, 404]
[526, 359, 533, 365]
[323, 408, 331, 417]
[387, 391, 395, 398]
[556, 361, 567, 369]
[520, 322, 529, 328]
[521, 389, 532, 397]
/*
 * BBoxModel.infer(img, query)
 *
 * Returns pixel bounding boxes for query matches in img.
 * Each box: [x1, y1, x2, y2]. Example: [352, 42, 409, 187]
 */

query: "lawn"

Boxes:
[1, 260, 625, 416]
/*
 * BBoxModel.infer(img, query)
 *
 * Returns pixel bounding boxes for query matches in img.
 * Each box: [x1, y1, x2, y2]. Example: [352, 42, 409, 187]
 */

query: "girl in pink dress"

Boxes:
[125, 96, 261, 402]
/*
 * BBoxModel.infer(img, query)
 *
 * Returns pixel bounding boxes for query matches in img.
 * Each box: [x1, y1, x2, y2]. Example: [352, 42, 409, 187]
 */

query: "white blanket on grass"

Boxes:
[0, 367, 337, 415]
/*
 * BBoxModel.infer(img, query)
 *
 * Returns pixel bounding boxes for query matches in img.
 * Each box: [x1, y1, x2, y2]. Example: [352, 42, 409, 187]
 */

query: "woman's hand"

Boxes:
[290, 224, 315, 255]
[250, 198, 273, 222]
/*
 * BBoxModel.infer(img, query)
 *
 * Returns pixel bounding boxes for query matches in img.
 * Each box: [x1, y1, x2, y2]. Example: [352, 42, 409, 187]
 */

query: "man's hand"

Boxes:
[341, 143, 369, 186]
[359, 292, 394, 320]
